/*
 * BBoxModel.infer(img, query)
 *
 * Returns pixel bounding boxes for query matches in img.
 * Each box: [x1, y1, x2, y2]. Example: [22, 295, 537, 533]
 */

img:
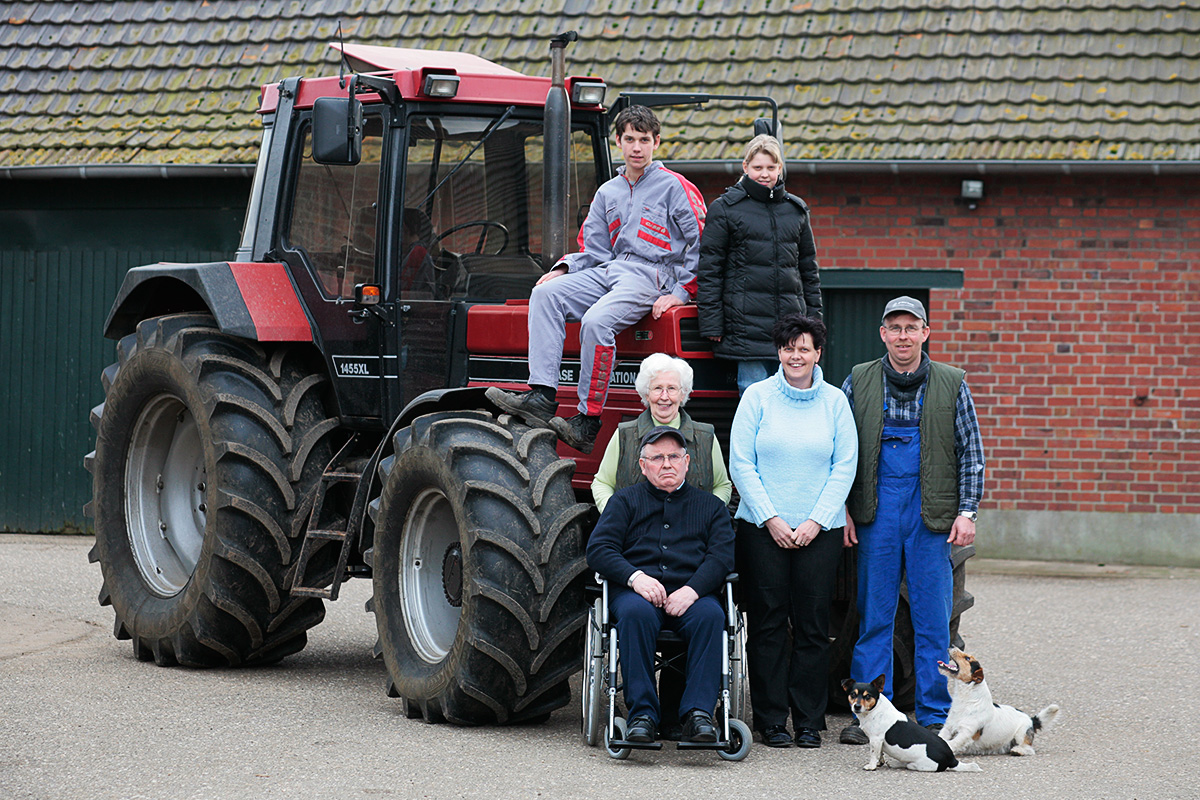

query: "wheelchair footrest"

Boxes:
[610, 739, 663, 750]
[675, 739, 732, 751]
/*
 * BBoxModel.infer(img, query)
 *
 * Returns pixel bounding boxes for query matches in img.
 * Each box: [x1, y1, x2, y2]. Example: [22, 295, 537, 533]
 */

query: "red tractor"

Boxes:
[85, 35, 969, 726]
[87, 35, 752, 724]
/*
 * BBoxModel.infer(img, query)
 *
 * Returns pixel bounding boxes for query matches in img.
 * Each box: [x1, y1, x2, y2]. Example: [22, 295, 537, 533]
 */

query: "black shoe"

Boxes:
[549, 413, 602, 454]
[793, 727, 822, 748]
[485, 386, 558, 428]
[839, 720, 869, 745]
[760, 725, 793, 748]
[625, 715, 657, 743]
[681, 710, 717, 743]
[925, 722, 944, 733]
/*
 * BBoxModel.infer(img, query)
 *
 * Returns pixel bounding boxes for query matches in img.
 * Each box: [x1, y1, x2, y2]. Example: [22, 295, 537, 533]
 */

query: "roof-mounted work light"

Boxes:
[571, 80, 606, 106]
[421, 72, 460, 98]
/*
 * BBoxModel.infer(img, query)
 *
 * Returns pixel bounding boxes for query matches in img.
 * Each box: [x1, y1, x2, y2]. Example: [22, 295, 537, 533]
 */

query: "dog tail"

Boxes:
[950, 760, 982, 773]
[1032, 704, 1060, 731]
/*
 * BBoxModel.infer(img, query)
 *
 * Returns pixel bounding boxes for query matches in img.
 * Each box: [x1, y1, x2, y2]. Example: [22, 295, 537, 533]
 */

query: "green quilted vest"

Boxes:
[614, 410, 716, 495]
[845, 359, 964, 532]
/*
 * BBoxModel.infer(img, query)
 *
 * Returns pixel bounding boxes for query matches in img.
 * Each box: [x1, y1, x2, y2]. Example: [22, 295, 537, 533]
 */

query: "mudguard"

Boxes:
[103, 261, 313, 342]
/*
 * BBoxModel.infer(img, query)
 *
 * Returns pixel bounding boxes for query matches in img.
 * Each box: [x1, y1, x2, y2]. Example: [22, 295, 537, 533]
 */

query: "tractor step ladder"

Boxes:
[290, 466, 363, 601]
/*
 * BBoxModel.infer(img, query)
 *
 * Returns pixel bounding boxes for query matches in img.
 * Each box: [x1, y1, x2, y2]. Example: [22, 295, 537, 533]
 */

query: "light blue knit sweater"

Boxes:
[729, 364, 858, 530]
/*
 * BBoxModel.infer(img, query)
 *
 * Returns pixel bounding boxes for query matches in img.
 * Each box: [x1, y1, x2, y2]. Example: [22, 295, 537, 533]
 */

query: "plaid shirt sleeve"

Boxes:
[954, 380, 985, 513]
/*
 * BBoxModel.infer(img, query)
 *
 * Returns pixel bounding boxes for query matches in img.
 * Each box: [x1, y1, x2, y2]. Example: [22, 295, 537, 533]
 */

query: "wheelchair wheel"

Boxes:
[718, 718, 752, 762]
[581, 597, 605, 746]
[604, 716, 631, 760]
[728, 612, 749, 722]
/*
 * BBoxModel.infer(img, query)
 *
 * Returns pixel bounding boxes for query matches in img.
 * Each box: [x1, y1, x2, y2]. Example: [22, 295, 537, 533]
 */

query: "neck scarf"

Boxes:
[882, 352, 930, 402]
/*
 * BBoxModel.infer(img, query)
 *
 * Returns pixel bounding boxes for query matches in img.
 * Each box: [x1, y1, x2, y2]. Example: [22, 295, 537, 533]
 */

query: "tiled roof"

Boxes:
[2, 0, 1198, 167]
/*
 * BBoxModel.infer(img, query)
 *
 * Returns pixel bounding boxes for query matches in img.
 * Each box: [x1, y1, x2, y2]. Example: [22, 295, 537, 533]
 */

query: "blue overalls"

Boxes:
[850, 406, 953, 725]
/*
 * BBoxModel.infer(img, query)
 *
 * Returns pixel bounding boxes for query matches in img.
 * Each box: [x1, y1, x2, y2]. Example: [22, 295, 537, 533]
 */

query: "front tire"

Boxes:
[86, 314, 338, 666]
[370, 411, 590, 724]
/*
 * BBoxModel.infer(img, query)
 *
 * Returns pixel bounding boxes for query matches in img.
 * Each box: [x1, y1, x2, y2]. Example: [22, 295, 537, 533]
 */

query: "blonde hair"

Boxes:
[743, 134, 783, 166]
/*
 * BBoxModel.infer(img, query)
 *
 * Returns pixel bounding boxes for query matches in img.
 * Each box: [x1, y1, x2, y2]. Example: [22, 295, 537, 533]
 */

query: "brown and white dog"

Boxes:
[937, 647, 1060, 756]
[842, 677, 981, 772]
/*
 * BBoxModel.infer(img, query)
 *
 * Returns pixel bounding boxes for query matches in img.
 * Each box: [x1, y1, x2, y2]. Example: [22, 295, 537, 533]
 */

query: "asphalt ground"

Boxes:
[2, 533, 1197, 800]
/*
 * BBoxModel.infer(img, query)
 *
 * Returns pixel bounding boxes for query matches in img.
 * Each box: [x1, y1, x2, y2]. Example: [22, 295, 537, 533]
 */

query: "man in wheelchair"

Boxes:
[586, 426, 735, 744]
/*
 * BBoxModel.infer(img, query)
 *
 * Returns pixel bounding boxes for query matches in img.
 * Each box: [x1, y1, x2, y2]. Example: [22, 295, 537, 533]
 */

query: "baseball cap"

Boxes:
[639, 425, 687, 449]
[882, 296, 928, 324]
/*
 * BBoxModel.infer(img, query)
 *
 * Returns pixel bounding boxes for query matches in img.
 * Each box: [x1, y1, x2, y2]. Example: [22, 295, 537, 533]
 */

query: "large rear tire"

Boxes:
[86, 314, 338, 666]
[370, 411, 590, 724]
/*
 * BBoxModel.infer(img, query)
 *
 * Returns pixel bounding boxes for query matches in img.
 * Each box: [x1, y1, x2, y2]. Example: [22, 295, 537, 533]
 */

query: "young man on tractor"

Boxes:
[487, 105, 708, 454]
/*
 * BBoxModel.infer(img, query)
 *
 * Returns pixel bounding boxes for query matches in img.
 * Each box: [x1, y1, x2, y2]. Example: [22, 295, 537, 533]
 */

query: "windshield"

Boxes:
[400, 114, 599, 302]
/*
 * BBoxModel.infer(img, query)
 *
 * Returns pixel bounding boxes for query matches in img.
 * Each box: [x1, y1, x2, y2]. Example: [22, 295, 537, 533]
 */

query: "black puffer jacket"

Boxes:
[696, 175, 821, 359]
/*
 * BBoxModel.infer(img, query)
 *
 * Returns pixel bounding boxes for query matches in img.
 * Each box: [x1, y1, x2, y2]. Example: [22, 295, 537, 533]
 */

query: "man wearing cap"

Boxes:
[838, 296, 985, 743]
[586, 425, 735, 745]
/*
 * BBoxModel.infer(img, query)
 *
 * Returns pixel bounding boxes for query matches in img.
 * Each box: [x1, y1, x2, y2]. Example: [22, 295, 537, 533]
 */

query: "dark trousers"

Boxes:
[610, 588, 724, 725]
[737, 519, 843, 731]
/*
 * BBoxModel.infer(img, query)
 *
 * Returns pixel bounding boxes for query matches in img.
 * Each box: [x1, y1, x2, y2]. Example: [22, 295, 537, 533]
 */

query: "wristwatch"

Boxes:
[958, 511, 978, 522]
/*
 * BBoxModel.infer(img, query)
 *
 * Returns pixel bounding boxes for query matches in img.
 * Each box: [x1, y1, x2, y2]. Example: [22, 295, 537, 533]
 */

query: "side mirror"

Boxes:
[312, 96, 363, 165]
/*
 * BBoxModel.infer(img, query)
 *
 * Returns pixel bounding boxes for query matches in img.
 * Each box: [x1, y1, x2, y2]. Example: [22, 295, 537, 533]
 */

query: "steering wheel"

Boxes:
[431, 220, 510, 255]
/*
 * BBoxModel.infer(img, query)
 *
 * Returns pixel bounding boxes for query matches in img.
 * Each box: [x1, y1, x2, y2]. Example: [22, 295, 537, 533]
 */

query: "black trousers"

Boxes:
[737, 518, 843, 731]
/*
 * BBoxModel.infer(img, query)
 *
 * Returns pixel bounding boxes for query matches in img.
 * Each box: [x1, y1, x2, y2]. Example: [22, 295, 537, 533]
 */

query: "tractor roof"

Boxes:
[259, 43, 599, 113]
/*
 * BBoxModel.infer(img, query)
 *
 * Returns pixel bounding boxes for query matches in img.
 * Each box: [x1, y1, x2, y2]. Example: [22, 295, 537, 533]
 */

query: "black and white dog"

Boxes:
[842, 676, 981, 773]
[938, 647, 1060, 756]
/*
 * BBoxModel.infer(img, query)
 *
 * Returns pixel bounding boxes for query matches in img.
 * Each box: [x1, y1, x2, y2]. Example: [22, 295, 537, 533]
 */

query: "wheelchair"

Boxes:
[581, 572, 752, 761]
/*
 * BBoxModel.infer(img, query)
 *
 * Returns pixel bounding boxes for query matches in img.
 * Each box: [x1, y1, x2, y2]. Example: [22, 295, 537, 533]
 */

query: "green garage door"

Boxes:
[0, 248, 226, 533]
[819, 268, 963, 389]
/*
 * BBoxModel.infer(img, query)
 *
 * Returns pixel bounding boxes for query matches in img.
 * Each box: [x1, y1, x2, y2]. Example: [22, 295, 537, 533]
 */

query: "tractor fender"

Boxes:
[352, 386, 502, 559]
[103, 261, 313, 342]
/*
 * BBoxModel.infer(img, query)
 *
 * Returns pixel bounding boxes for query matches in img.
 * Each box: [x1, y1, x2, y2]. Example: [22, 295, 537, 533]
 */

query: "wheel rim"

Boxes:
[400, 487, 463, 663]
[582, 599, 604, 743]
[125, 393, 207, 596]
[730, 612, 748, 720]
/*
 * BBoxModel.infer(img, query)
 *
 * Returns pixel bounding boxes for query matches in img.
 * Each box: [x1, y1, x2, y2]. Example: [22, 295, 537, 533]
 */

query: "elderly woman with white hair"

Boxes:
[591, 352, 732, 512]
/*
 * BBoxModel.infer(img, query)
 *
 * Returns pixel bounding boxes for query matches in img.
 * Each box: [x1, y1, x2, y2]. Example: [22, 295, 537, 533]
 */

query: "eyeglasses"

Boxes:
[648, 385, 681, 397]
[641, 453, 686, 465]
[884, 324, 924, 336]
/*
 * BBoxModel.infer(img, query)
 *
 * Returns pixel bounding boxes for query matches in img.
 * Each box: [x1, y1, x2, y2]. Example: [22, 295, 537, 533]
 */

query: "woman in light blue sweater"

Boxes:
[729, 314, 857, 748]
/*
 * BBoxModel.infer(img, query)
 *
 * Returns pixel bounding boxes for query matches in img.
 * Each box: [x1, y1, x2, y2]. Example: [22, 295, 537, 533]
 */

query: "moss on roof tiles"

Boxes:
[3, 0, 1198, 167]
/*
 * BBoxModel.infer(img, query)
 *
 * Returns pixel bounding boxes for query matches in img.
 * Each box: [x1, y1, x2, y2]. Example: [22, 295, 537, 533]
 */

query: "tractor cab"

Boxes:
[241, 43, 611, 429]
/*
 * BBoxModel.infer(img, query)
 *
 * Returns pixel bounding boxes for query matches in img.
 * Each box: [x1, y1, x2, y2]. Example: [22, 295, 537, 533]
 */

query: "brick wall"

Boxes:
[688, 170, 1200, 517]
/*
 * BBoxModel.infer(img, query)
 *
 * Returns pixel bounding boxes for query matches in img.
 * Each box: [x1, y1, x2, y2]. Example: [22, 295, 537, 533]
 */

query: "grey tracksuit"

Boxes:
[528, 161, 707, 415]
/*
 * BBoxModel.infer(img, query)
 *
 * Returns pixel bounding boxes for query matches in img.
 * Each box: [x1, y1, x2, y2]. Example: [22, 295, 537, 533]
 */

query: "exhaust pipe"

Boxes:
[542, 31, 577, 269]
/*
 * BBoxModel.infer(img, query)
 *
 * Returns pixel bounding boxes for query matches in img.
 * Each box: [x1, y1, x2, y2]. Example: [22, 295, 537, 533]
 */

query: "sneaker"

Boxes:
[550, 413, 602, 454]
[839, 719, 869, 745]
[925, 722, 944, 733]
[485, 386, 558, 428]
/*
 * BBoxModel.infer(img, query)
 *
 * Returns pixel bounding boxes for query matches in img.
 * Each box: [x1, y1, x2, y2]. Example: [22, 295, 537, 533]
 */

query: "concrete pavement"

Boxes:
[2, 533, 1197, 800]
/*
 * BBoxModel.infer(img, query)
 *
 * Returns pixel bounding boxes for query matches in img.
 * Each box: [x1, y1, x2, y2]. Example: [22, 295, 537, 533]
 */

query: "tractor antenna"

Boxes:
[337, 21, 351, 89]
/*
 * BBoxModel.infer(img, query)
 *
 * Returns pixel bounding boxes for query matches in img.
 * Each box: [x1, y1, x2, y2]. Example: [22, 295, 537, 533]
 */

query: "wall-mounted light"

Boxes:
[961, 179, 984, 210]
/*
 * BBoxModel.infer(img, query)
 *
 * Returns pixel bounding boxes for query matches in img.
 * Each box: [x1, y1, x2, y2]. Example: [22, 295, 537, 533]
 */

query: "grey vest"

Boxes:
[845, 359, 964, 532]
[614, 410, 716, 495]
